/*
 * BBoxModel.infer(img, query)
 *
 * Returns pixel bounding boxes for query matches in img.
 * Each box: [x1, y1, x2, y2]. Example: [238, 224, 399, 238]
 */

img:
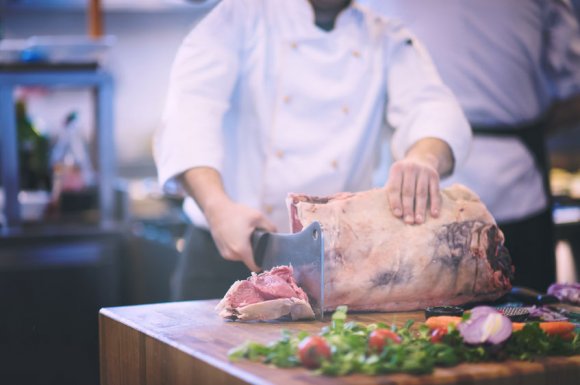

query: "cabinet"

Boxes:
[0, 63, 115, 230]
[0, 228, 123, 385]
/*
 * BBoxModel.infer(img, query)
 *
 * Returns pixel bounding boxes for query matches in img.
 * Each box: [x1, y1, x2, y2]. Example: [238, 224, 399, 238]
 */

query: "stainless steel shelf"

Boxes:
[0, 64, 116, 230]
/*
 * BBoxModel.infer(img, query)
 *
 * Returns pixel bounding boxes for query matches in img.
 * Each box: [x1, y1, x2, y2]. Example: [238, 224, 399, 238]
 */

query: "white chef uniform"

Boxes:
[154, 0, 471, 233]
[361, 0, 580, 223]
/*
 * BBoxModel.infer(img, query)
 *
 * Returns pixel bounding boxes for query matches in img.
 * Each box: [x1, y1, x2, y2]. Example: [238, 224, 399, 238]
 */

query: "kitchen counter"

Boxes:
[99, 300, 580, 385]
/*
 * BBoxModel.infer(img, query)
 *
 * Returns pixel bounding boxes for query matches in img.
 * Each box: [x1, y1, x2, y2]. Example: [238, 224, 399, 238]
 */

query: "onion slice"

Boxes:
[547, 283, 580, 305]
[458, 306, 512, 345]
[469, 306, 499, 318]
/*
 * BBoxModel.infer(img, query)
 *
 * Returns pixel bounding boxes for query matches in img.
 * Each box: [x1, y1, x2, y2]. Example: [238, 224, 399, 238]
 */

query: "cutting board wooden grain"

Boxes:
[99, 300, 580, 385]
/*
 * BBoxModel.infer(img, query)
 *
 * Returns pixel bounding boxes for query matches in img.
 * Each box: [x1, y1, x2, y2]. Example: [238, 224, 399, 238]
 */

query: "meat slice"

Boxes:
[287, 184, 513, 312]
[216, 265, 315, 321]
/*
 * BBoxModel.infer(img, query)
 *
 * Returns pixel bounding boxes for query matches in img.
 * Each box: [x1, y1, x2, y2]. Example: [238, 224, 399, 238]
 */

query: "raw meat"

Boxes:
[287, 184, 513, 312]
[216, 265, 315, 321]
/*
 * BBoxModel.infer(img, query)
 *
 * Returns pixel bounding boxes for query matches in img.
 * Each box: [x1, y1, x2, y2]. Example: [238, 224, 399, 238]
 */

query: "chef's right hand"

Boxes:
[205, 198, 277, 272]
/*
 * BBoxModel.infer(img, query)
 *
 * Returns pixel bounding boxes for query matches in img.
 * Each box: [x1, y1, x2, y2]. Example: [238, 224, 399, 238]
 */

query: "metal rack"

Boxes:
[0, 65, 115, 230]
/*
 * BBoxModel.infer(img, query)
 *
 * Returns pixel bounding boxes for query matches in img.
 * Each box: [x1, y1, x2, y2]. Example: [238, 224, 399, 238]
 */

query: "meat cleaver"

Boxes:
[251, 221, 325, 320]
[506, 286, 580, 320]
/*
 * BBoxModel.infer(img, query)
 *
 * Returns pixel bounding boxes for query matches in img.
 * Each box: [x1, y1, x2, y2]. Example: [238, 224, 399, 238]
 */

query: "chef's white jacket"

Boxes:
[154, 0, 471, 232]
[362, 0, 580, 223]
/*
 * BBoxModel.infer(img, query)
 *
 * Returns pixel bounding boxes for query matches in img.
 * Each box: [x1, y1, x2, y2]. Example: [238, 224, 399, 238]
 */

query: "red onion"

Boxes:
[547, 283, 580, 305]
[469, 306, 499, 318]
[458, 306, 512, 345]
[528, 305, 568, 322]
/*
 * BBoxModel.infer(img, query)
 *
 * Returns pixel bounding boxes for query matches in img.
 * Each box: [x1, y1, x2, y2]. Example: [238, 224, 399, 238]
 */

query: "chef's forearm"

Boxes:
[178, 167, 230, 215]
[405, 138, 454, 178]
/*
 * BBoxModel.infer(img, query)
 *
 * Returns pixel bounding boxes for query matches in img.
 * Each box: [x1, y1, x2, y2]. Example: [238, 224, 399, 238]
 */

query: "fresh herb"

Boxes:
[505, 323, 580, 360]
[227, 307, 579, 376]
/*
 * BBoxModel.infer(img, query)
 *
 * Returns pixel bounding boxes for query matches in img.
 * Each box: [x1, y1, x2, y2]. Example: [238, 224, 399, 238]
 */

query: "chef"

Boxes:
[362, 0, 580, 291]
[154, 0, 471, 300]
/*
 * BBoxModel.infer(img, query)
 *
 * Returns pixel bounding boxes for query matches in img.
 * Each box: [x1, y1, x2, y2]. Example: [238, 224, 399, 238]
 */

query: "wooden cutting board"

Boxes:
[99, 300, 580, 385]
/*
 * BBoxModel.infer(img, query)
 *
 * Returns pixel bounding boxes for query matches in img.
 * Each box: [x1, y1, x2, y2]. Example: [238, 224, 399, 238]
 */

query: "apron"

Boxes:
[472, 116, 556, 291]
[471, 116, 552, 205]
[171, 223, 250, 301]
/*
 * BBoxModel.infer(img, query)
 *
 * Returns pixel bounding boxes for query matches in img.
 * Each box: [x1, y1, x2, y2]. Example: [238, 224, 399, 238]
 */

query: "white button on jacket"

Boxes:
[154, 0, 471, 232]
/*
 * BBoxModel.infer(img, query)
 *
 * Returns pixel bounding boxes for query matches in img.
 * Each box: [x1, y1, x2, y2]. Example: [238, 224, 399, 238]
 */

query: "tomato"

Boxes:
[430, 327, 448, 343]
[297, 335, 332, 369]
[368, 328, 401, 352]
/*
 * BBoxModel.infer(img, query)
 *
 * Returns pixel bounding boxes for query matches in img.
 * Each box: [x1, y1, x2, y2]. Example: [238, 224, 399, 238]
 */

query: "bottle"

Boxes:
[16, 97, 51, 191]
[50, 111, 96, 213]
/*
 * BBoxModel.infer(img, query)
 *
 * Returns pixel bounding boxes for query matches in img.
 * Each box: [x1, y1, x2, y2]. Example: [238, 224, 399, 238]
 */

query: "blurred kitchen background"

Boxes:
[1, 1, 217, 385]
[0, 1, 579, 384]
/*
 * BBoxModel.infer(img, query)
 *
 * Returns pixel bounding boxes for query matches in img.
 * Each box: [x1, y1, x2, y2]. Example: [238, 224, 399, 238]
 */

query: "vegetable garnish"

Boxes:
[425, 316, 462, 330]
[548, 283, 580, 305]
[458, 307, 512, 345]
[228, 306, 580, 376]
[368, 329, 402, 353]
[429, 327, 448, 343]
[298, 335, 332, 369]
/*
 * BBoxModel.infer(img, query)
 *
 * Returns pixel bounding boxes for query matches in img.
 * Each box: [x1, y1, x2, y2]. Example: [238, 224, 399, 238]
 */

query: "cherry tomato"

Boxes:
[297, 335, 331, 369]
[430, 327, 448, 343]
[368, 329, 401, 352]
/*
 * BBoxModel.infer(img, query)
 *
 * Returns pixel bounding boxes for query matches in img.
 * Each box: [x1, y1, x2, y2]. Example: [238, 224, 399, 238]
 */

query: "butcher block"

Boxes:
[99, 300, 580, 385]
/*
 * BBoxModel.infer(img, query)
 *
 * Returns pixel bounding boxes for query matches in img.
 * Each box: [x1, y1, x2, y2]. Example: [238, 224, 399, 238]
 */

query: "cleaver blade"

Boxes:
[251, 221, 325, 320]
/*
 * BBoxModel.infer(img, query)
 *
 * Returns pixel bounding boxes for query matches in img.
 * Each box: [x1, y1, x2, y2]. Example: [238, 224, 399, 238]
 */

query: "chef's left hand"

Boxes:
[385, 138, 453, 225]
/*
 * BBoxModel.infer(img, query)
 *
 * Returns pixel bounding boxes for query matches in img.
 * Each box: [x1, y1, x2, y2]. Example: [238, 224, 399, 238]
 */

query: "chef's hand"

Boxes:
[179, 166, 277, 272]
[205, 198, 277, 272]
[386, 138, 453, 225]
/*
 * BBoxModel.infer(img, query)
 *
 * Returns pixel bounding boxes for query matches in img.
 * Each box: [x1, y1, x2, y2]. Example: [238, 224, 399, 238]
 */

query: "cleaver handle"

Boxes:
[508, 286, 559, 305]
[251, 229, 270, 268]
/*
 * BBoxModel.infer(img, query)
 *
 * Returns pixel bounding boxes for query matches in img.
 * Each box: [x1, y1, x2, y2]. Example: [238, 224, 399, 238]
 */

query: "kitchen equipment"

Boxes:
[506, 286, 580, 320]
[0, 189, 51, 223]
[251, 221, 324, 320]
[424, 306, 464, 319]
[22, 35, 116, 64]
[495, 306, 530, 322]
[507, 286, 559, 305]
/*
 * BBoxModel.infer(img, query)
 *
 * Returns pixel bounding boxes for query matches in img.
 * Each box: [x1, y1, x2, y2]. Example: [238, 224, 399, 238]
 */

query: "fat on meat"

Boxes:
[216, 265, 315, 321]
[287, 184, 514, 312]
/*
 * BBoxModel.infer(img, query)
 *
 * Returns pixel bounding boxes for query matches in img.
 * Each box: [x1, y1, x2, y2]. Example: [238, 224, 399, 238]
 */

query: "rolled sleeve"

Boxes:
[153, 0, 245, 191]
[385, 23, 472, 173]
